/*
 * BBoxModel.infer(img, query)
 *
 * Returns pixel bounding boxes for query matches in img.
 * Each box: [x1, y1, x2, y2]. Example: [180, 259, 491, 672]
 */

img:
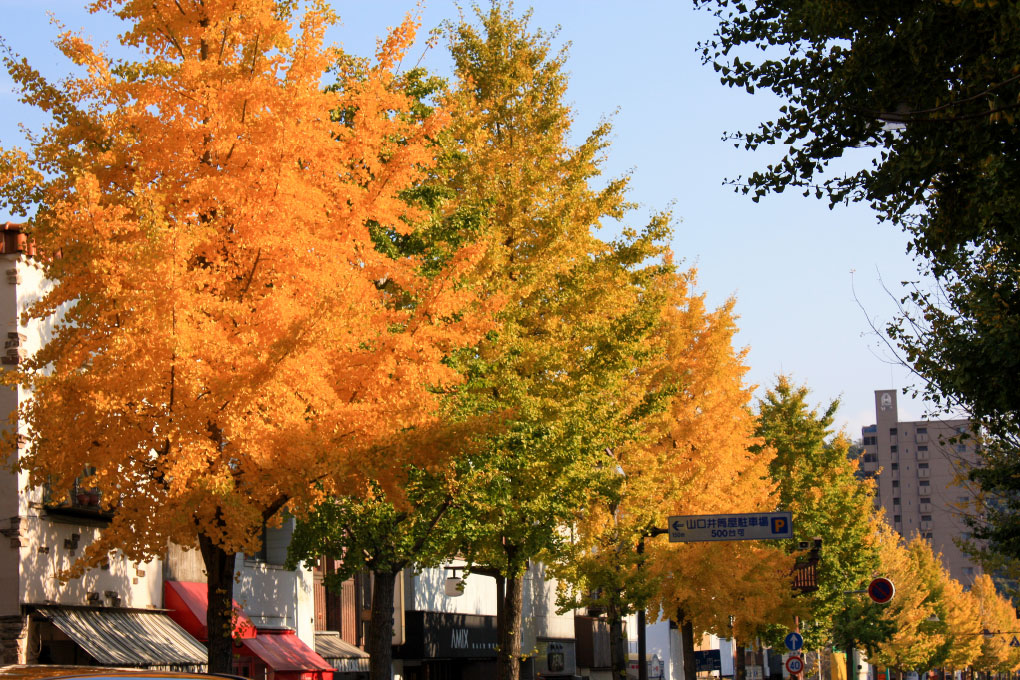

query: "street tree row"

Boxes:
[1, 3, 1013, 680]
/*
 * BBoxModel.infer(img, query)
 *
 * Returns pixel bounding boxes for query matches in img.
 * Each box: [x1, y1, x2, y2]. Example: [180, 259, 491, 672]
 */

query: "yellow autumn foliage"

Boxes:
[2, 0, 485, 570]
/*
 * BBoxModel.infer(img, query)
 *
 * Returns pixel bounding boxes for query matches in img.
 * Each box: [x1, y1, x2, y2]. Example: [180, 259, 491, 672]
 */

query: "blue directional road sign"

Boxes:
[667, 511, 793, 543]
[785, 632, 803, 652]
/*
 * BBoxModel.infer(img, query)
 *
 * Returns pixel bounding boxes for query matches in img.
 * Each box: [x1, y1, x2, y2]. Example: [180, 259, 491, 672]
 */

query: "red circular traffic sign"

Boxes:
[868, 577, 895, 604]
[786, 656, 804, 675]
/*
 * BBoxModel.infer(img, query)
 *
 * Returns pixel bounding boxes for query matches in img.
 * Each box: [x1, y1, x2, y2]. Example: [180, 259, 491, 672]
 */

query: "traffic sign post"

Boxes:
[867, 577, 895, 604]
[784, 632, 803, 652]
[668, 511, 793, 543]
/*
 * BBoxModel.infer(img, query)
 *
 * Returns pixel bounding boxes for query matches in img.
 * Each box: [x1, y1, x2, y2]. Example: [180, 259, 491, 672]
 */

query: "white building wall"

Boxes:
[234, 517, 316, 647]
[3, 254, 163, 612]
[412, 561, 498, 616]
[521, 562, 575, 643]
[411, 561, 577, 643]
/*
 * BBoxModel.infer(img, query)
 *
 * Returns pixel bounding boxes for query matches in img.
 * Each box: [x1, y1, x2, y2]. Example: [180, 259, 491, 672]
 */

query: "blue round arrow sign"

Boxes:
[784, 632, 803, 651]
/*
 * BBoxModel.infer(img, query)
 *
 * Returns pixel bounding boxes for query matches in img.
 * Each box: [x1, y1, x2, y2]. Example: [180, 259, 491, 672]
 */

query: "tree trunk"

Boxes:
[496, 573, 524, 680]
[608, 599, 628, 680]
[734, 633, 746, 680]
[368, 569, 398, 680]
[680, 611, 696, 680]
[198, 532, 236, 675]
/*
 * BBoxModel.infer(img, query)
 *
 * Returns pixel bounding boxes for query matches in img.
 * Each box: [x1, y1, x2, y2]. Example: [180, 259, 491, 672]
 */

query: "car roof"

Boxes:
[0, 667, 217, 680]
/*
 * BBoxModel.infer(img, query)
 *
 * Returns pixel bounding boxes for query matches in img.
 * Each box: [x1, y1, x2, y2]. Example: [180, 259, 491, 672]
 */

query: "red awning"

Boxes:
[164, 580, 257, 642]
[241, 629, 333, 680]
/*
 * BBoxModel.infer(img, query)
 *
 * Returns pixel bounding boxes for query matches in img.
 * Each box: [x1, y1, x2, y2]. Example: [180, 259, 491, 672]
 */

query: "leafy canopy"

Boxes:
[695, 0, 1020, 568]
[0, 0, 481, 569]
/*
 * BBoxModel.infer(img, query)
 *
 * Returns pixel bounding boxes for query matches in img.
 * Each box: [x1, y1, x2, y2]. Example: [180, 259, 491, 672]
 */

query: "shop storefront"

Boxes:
[165, 581, 333, 680]
[395, 611, 497, 680]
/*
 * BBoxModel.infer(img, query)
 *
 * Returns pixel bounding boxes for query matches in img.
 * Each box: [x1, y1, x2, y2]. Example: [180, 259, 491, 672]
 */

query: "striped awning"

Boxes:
[314, 632, 369, 674]
[36, 606, 208, 671]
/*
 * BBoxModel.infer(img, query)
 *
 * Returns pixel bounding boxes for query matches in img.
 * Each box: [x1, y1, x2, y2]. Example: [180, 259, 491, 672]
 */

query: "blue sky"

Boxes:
[0, 1, 939, 436]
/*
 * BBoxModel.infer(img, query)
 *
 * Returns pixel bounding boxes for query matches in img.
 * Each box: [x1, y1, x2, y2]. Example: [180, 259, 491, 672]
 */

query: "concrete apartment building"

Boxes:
[859, 389, 981, 585]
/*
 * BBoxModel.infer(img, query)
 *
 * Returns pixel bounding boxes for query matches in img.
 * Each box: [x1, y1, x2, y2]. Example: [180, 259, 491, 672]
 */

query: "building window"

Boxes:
[890, 445, 898, 453]
[893, 515, 901, 523]
[863, 436, 877, 446]
[918, 462, 929, 469]
[890, 427, 898, 435]
[956, 443, 967, 453]
[919, 480, 930, 487]
[893, 498, 901, 505]
[892, 481, 900, 488]
[921, 515, 932, 522]
[920, 497, 931, 504]
[891, 463, 899, 470]
[958, 496, 969, 503]
[863, 453, 877, 463]
[922, 532, 933, 539]
[916, 427, 927, 434]
[918, 445, 928, 451]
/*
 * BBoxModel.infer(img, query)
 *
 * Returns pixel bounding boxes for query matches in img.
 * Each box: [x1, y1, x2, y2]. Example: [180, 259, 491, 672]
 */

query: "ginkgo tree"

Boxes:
[754, 378, 881, 655]
[439, 6, 673, 680]
[640, 273, 797, 680]
[556, 267, 798, 680]
[0, 0, 484, 672]
[969, 574, 1020, 674]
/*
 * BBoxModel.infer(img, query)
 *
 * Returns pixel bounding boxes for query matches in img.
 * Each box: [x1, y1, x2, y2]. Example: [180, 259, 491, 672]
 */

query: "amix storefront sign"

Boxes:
[397, 611, 498, 660]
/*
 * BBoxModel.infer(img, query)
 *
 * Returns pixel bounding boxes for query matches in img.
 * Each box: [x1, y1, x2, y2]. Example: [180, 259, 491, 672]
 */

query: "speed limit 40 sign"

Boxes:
[786, 656, 804, 675]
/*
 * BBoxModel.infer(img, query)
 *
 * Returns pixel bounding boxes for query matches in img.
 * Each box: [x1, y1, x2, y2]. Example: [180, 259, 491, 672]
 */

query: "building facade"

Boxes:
[859, 389, 981, 585]
[0, 223, 344, 679]
[0, 223, 205, 669]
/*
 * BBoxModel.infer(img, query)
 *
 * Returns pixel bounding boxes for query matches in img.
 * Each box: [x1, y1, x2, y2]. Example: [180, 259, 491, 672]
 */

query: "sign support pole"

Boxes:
[794, 616, 802, 680]
[637, 527, 669, 680]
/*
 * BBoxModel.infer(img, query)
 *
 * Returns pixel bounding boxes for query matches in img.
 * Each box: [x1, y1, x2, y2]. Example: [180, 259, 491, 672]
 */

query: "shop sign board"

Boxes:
[695, 650, 722, 673]
[534, 639, 577, 677]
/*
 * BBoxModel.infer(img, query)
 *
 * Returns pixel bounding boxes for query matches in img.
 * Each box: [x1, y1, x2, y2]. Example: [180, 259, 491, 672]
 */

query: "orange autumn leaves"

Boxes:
[555, 265, 796, 639]
[3, 0, 486, 564]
